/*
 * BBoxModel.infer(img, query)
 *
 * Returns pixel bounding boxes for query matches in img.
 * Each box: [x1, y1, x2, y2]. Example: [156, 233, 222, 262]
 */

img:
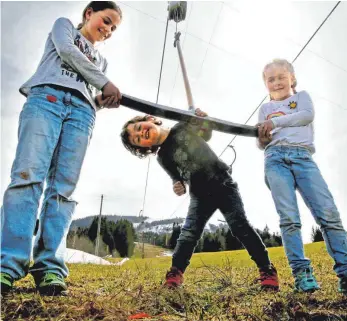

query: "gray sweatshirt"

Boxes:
[20, 17, 109, 110]
[257, 90, 315, 153]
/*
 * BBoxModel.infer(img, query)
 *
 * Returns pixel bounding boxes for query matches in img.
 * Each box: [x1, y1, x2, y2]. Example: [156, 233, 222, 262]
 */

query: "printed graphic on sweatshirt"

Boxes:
[289, 101, 297, 109]
[266, 111, 286, 120]
[60, 34, 97, 94]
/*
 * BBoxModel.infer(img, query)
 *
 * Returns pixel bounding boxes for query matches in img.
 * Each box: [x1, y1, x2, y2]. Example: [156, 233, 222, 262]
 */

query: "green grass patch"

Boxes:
[2, 242, 347, 320]
[106, 243, 170, 263]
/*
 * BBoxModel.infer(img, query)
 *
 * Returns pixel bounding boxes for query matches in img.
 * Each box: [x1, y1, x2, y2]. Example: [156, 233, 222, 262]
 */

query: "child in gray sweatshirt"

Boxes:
[1, 1, 122, 296]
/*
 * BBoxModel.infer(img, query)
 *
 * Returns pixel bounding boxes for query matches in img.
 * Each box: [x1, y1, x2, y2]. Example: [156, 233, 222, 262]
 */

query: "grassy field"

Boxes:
[130, 243, 172, 259]
[106, 243, 171, 264]
[1, 242, 347, 321]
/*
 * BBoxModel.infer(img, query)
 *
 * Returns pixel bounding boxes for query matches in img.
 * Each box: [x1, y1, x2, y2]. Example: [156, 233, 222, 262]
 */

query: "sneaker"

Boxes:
[1, 272, 14, 295]
[338, 276, 347, 295]
[258, 264, 279, 291]
[294, 267, 320, 293]
[34, 272, 68, 296]
[164, 267, 183, 288]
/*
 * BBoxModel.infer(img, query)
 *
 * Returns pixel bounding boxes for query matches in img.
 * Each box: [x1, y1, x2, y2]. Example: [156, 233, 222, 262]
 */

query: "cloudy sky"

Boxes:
[1, 1, 346, 243]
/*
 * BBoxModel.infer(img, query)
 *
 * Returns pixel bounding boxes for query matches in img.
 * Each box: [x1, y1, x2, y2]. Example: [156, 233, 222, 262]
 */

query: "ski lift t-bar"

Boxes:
[119, 1, 259, 138]
[168, 1, 195, 112]
[174, 32, 195, 112]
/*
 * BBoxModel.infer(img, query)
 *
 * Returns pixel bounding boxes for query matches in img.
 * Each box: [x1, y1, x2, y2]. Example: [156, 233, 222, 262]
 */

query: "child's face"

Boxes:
[126, 121, 161, 148]
[84, 8, 122, 43]
[263, 65, 294, 101]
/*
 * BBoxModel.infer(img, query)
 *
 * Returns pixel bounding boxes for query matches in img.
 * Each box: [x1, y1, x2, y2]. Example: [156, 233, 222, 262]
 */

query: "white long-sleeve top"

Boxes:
[257, 90, 315, 153]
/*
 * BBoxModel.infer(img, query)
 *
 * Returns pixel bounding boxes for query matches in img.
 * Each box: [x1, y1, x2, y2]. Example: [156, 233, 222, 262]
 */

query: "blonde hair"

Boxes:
[262, 59, 297, 100]
[77, 1, 122, 30]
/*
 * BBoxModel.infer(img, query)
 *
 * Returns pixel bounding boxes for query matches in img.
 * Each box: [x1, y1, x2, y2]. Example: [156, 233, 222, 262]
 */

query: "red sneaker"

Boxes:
[164, 267, 184, 288]
[258, 264, 279, 291]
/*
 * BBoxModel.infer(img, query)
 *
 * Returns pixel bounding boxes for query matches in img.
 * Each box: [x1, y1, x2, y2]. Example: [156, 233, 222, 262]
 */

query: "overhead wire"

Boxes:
[169, 0, 342, 218]
[195, 3, 223, 80]
[115, 1, 342, 222]
[120, 2, 346, 77]
[82, 2, 344, 216]
[140, 14, 171, 219]
[167, 3, 225, 219]
[80, 2, 344, 220]
[219, 0, 341, 160]
[139, 2, 194, 222]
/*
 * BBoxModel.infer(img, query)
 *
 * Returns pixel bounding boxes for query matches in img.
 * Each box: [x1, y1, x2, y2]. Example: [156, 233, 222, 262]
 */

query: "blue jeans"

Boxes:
[1, 85, 95, 280]
[265, 145, 347, 277]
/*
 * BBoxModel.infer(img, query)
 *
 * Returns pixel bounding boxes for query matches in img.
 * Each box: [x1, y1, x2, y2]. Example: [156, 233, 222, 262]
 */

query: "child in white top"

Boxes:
[257, 58, 347, 294]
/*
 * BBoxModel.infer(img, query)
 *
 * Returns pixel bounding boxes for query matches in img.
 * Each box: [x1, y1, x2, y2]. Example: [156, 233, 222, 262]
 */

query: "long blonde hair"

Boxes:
[262, 59, 297, 100]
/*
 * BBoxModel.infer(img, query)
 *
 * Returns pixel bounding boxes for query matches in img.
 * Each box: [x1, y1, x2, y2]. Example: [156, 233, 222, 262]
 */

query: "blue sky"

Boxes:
[1, 1, 346, 243]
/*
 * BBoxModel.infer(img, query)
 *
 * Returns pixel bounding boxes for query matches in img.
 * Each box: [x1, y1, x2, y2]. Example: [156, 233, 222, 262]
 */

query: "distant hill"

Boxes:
[70, 215, 185, 233]
[70, 215, 224, 235]
[70, 215, 147, 229]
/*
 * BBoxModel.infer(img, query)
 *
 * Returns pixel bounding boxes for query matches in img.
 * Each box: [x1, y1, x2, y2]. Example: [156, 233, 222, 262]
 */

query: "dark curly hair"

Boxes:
[120, 115, 163, 159]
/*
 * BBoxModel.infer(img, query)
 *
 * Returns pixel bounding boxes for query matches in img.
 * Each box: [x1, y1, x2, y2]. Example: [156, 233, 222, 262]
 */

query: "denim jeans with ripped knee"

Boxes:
[1, 85, 95, 280]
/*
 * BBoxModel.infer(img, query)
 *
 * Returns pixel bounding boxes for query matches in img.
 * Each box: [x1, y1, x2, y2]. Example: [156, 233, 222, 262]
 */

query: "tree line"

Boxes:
[67, 216, 325, 257]
[67, 216, 136, 258]
[145, 224, 324, 253]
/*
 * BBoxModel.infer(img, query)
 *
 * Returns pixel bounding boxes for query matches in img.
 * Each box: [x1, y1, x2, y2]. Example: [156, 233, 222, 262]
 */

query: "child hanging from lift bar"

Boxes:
[120, 109, 280, 290]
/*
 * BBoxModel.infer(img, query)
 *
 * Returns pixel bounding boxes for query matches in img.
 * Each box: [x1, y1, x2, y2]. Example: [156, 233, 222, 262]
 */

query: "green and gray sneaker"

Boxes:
[1, 272, 14, 295]
[294, 267, 320, 293]
[338, 276, 347, 295]
[35, 272, 68, 296]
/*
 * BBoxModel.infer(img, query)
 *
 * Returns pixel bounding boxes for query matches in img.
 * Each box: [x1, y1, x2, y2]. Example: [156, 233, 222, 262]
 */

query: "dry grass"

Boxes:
[1, 242, 347, 321]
